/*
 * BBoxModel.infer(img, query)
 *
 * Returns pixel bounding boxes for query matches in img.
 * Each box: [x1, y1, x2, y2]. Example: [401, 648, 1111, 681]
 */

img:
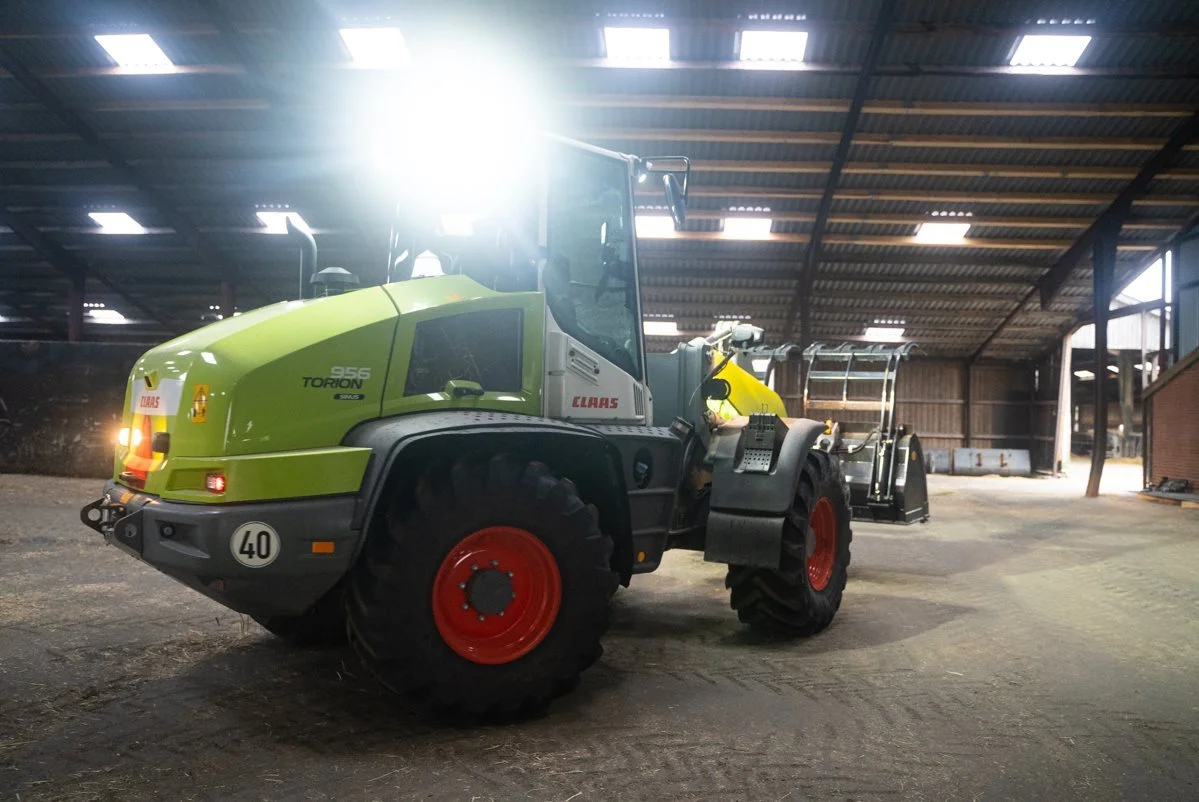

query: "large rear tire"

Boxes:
[346, 454, 617, 717]
[726, 450, 852, 635]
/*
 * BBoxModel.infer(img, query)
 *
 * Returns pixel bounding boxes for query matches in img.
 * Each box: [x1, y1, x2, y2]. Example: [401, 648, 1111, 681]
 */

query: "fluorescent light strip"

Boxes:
[94, 34, 174, 72]
[723, 217, 773, 240]
[88, 308, 128, 324]
[1010, 34, 1092, 67]
[739, 30, 808, 62]
[256, 211, 310, 234]
[339, 27, 410, 68]
[643, 319, 680, 336]
[863, 326, 905, 342]
[914, 221, 970, 244]
[636, 215, 676, 238]
[603, 27, 671, 64]
[88, 212, 146, 234]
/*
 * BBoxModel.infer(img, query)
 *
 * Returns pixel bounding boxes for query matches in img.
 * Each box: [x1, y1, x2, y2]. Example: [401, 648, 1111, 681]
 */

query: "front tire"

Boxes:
[726, 450, 852, 635]
[347, 454, 617, 716]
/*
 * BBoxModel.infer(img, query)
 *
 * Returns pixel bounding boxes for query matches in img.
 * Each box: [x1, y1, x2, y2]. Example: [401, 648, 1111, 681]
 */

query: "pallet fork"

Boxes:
[803, 343, 929, 524]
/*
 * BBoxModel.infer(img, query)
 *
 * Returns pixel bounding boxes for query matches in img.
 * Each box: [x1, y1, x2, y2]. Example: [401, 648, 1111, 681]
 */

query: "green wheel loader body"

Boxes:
[81, 134, 921, 714]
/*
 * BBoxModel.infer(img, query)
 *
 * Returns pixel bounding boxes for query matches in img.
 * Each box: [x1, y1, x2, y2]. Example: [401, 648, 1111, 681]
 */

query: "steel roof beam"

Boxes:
[0, 206, 172, 332]
[1036, 110, 1199, 309]
[0, 44, 272, 309]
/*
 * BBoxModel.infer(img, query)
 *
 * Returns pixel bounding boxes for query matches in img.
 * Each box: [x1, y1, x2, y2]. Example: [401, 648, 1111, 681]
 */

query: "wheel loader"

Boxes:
[82, 135, 927, 715]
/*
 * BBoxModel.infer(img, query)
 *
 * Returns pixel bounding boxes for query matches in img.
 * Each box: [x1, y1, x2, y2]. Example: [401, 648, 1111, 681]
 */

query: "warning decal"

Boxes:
[192, 383, 210, 423]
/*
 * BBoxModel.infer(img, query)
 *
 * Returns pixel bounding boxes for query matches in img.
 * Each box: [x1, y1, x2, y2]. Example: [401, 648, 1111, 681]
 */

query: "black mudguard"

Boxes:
[703, 415, 825, 569]
[342, 411, 636, 581]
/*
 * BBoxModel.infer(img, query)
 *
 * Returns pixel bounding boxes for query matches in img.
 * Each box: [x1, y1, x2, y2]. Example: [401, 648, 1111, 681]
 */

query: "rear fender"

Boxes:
[343, 411, 635, 582]
[703, 414, 825, 569]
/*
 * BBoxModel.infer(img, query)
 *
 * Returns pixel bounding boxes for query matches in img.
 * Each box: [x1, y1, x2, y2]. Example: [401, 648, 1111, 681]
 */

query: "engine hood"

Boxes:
[116, 287, 400, 489]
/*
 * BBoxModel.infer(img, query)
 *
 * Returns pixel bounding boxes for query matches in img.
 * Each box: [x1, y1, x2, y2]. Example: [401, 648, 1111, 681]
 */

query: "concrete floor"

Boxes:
[2, 470, 1197, 802]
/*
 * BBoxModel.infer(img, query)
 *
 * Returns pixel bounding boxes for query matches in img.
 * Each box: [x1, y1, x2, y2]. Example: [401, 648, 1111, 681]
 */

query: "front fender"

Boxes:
[703, 414, 825, 569]
[342, 411, 635, 581]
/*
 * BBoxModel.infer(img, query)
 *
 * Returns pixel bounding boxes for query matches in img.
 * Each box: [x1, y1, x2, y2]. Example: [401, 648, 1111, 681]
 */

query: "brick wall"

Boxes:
[1147, 355, 1199, 486]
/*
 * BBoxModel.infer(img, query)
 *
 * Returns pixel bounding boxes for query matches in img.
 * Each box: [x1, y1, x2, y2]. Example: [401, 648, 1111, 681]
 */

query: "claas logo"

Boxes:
[571, 396, 619, 410]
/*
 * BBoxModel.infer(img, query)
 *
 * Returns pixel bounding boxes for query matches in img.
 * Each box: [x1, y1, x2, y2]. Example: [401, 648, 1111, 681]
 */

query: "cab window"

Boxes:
[545, 148, 642, 380]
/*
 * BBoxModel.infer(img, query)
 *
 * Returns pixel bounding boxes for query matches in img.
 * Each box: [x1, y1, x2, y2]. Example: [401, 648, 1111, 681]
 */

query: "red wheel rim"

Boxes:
[432, 526, 562, 665]
[807, 497, 837, 591]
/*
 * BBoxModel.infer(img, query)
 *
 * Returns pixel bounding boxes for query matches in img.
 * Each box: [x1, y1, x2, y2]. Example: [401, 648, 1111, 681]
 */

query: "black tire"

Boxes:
[253, 584, 347, 649]
[346, 453, 617, 717]
[726, 450, 852, 635]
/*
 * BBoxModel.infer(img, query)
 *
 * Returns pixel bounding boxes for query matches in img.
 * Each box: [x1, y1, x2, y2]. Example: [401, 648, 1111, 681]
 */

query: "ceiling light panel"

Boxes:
[739, 30, 808, 62]
[603, 27, 671, 64]
[94, 34, 174, 72]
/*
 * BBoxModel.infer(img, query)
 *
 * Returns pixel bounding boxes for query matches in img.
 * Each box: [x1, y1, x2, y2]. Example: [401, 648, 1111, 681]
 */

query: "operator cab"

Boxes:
[385, 138, 686, 389]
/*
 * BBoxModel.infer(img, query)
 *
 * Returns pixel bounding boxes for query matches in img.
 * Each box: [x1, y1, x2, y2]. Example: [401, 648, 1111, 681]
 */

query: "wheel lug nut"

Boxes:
[462, 603, 470, 610]
[507, 571, 514, 577]
[499, 611, 505, 617]
[491, 559, 499, 567]
[471, 563, 479, 571]
[458, 582, 466, 589]
[477, 614, 485, 622]
[511, 591, 517, 599]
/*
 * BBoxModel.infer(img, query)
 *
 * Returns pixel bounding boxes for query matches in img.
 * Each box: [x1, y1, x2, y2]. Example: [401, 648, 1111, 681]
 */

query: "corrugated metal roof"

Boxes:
[2, 0, 1197, 359]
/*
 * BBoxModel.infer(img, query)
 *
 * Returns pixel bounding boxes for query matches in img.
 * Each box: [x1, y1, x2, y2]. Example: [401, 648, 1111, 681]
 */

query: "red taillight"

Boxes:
[206, 473, 227, 494]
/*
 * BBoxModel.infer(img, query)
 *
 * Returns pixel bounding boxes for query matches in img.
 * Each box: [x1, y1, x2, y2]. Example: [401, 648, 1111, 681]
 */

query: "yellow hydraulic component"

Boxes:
[708, 355, 788, 419]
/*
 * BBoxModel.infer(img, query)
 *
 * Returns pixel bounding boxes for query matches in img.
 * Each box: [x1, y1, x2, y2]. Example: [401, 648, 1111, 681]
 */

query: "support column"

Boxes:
[1086, 225, 1117, 498]
[1158, 248, 1171, 378]
[797, 293, 812, 416]
[962, 361, 973, 448]
[1170, 242, 1181, 365]
[1117, 350, 1136, 457]
[66, 271, 85, 342]
[1055, 331, 1074, 475]
[219, 276, 236, 320]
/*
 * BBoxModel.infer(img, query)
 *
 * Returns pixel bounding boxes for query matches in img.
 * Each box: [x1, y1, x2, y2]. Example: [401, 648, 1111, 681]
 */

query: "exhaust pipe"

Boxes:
[286, 217, 317, 299]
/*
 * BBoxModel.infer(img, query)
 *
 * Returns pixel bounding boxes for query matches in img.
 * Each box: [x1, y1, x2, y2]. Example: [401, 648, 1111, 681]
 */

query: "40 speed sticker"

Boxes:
[230, 522, 281, 568]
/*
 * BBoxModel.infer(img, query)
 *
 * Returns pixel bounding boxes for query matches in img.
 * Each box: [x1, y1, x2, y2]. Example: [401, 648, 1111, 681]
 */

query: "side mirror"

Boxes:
[663, 174, 687, 229]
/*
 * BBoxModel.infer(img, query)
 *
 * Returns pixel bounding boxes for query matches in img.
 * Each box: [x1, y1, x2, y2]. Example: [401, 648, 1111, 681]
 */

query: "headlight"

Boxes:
[117, 427, 143, 448]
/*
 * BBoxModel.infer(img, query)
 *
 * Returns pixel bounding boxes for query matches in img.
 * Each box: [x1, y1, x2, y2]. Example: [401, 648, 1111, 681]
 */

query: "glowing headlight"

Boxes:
[118, 427, 144, 448]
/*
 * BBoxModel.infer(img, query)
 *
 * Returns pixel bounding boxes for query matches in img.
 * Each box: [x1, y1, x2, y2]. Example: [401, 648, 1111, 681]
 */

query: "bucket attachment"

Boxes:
[803, 343, 930, 524]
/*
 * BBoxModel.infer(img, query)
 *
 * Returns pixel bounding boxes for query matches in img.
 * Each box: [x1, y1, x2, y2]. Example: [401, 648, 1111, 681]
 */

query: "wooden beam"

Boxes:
[18, 155, 1190, 183]
[6, 16, 1199, 40]
[644, 268, 1037, 286]
[673, 209, 1181, 230]
[645, 186, 1199, 207]
[639, 232, 1159, 250]
[587, 127, 1199, 152]
[570, 95, 1196, 118]
[680, 160, 1199, 181]
[644, 288, 1027, 304]
[561, 59, 1199, 79]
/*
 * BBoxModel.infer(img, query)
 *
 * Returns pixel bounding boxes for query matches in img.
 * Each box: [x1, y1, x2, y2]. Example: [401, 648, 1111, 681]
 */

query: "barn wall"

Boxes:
[0, 340, 145, 478]
[785, 356, 1051, 470]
